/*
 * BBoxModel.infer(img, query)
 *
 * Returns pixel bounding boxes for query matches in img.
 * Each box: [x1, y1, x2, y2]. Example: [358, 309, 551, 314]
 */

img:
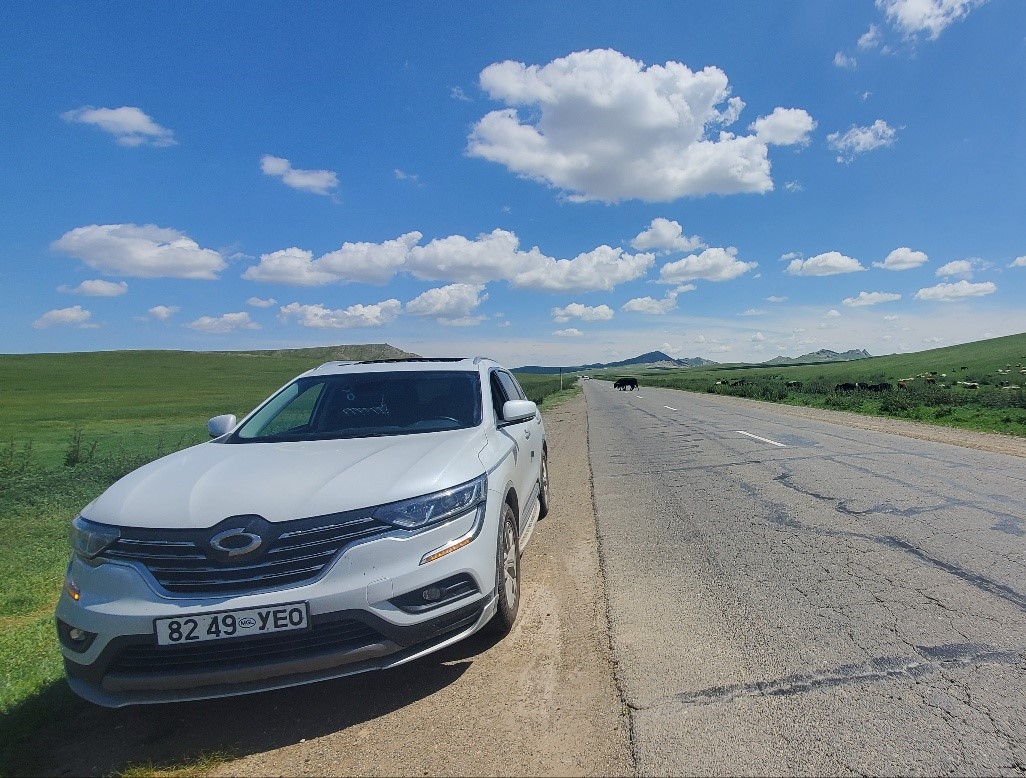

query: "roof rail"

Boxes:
[317, 360, 360, 369]
[355, 357, 465, 364]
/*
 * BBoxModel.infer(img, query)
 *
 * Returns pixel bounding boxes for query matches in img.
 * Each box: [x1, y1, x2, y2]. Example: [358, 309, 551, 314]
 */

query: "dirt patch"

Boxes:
[29, 392, 631, 778]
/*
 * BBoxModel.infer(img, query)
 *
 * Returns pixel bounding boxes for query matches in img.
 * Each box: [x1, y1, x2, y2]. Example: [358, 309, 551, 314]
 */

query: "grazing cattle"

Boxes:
[614, 377, 638, 391]
[786, 380, 803, 390]
[960, 366, 968, 371]
[865, 382, 893, 392]
[925, 377, 936, 385]
[898, 380, 908, 389]
[835, 382, 860, 392]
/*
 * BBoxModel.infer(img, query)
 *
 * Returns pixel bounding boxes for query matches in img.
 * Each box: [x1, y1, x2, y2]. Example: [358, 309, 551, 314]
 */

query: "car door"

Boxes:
[491, 370, 538, 531]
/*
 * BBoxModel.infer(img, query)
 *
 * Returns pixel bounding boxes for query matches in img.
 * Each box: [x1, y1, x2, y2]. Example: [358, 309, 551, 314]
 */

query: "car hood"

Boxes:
[83, 429, 490, 529]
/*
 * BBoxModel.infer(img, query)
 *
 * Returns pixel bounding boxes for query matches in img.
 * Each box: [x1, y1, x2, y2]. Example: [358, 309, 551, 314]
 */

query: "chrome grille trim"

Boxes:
[104, 511, 393, 596]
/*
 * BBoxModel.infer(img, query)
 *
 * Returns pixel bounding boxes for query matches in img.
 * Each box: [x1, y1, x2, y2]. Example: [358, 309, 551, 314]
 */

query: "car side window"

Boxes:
[496, 371, 525, 402]
[489, 372, 507, 422]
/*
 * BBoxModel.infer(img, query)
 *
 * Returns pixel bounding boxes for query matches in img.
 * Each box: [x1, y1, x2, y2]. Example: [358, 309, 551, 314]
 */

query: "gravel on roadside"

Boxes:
[203, 391, 632, 778]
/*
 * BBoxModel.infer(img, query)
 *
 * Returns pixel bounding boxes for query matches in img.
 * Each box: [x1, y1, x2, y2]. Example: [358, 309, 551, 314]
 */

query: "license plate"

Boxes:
[154, 602, 309, 646]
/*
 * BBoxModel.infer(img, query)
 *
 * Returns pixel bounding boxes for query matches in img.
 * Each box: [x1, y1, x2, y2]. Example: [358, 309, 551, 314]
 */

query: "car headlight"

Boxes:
[372, 475, 487, 530]
[70, 516, 120, 560]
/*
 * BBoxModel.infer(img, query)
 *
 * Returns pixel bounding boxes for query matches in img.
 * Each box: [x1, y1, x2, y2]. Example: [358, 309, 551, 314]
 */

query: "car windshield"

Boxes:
[230, 370, 482, 442]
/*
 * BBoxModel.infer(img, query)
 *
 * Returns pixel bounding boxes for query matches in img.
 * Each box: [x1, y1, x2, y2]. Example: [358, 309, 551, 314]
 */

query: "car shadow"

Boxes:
[4, 630, 505, 777]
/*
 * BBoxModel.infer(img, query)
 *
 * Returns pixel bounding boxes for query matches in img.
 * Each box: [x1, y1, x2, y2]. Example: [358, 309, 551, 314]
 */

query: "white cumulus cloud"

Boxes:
[843, 291, 902, 306]
[467, 48, 814, 202]
[833, 52, 857, 70]
[859, 24, 884, 49]
[631, 218, 703, 253]
[33, 306, 93, 329]
[914, 280, 997, 302]
[61, 106, 176, 147]
[244, 233, 422, 286]
[878, 0, 986, 40]
[148, 305, 180, 320]
[405, 284, 488, 324]
[659, 247, 757, 283]
[186, 312, 259, 333]
[406, 230, 539, 284]
[57, 279, 128, 297]
[261, 155, 339, 196]
[621, 285, 695, 315]
[935, 259, 974, 278]
[553, 328, 583, 337]
[242, 229, 651, 292]
[551, 303, 615, 323]
[827, 120, 897, 163]
[315, 232, 423, 284]
[1010, 256, 1026, 268]
[278, 300, 402, 329]
[511, 245, 654, 292]
[874, 247, 928, 270]
[53, 224, 226, 279]
[246, 297, 277, 308]
[786, 252, 866, 276]
[242, 248, 337, 286]
[749, 107, 817, 146]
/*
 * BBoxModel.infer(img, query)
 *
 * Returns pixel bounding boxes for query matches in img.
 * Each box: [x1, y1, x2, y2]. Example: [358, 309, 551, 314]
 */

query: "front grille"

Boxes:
[104, 512, 392, 596]
[110, 618, 384, 675]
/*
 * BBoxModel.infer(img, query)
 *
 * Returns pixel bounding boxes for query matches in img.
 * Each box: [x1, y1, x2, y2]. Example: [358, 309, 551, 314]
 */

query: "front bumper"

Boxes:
[56, 501, 500, 707]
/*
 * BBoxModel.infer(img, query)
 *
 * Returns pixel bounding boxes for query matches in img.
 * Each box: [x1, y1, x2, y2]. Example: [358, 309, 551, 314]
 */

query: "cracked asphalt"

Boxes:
[586, 381, 1026, 776]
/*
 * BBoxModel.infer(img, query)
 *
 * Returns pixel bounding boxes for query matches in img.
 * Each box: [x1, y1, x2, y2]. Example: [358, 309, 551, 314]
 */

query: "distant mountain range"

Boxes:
[762, 348, 872, 365]
[514, 350, 716, 374]
[514, 347, 874, 374]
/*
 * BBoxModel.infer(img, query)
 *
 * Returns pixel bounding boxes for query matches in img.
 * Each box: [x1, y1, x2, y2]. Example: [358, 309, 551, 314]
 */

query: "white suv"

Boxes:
[55, 357, 549, 707]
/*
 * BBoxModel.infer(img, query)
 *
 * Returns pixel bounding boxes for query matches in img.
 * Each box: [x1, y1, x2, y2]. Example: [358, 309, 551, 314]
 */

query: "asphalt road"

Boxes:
[585, 381, 1026, 776]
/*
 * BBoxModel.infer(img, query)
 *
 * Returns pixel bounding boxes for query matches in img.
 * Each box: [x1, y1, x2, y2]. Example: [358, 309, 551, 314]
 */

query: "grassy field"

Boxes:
[593, 332, 1026, 437]
[0, 347, 572, 776]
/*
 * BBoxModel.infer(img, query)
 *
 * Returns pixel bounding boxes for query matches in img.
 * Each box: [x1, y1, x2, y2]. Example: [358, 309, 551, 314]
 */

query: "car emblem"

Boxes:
[209, 528, 263, 557]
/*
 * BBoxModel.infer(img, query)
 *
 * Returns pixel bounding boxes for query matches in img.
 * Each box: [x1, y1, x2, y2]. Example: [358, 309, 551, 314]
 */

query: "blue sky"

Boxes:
[2, 1, 1024, 367]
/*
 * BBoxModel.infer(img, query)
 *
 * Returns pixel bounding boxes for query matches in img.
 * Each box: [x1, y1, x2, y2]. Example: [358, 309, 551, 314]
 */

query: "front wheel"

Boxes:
[486, 502, 520, 636]
[538, 450, 550, 519]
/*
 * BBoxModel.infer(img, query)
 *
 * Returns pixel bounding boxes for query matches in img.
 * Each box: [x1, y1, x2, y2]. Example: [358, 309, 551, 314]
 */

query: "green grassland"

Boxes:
[593, 332, 1026, 437]
[0, 346, 571, 775]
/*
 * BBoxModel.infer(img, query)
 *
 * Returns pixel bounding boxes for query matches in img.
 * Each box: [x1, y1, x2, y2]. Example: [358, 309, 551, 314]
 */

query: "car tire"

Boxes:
[486, 502, 520, 636]
[538, 449, 550, 519]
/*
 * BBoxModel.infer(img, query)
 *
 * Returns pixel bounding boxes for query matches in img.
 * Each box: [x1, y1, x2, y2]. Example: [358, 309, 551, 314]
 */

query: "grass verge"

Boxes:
[0, 360, 573, 776]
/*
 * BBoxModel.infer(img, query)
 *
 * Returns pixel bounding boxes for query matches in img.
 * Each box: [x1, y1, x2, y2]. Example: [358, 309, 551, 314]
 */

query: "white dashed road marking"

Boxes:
[663, 406, 678, 411]
[736, 430, 787, 447]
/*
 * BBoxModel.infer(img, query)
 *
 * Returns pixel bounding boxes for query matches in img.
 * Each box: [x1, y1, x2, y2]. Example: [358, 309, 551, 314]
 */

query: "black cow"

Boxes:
[834, 382, 860, 392]
[614, 377, 639, 391]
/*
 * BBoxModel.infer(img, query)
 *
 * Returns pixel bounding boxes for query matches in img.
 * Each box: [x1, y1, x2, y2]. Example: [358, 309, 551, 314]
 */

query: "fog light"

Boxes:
[56, 619, 97, 652]
[422, 586, 442, 602]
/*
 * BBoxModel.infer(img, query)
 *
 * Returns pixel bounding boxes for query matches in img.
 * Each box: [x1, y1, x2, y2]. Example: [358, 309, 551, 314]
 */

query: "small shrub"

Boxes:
[0, 440, 35, 478]
[63, 429, 97, 468]
[880, 393, 916, 416]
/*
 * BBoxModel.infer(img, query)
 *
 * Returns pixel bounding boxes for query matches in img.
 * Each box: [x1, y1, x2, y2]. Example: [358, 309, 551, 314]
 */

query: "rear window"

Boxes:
[230, 371, 482, 442]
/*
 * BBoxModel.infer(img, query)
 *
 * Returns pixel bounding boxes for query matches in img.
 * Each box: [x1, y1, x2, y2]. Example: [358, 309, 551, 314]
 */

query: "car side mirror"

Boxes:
[207, 414, 238, 438]
[500, 399, 537, 426]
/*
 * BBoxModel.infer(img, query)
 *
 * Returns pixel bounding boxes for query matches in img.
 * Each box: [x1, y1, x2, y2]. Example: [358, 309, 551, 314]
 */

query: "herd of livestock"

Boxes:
[613, 361, 1026, 394]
